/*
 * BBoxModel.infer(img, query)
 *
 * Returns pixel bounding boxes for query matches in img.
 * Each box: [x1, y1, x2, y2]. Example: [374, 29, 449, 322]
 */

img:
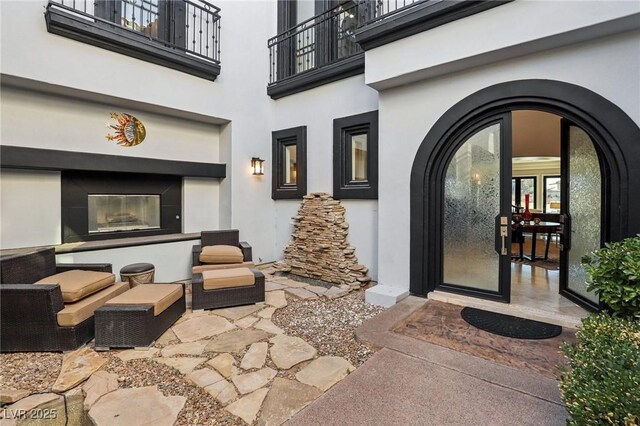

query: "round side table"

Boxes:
[120, 263, 155, 287]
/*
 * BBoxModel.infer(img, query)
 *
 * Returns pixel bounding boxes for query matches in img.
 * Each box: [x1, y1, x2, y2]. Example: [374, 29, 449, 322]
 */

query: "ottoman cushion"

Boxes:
[192, 261, 255, 274]
[120, 263, 154, 275]
[36, 270, 116, 303]
[57, 282, 130, 326]
[105, 284, 183, 316]
[200, 245, 244, 264]
[202, 268, 255, 290]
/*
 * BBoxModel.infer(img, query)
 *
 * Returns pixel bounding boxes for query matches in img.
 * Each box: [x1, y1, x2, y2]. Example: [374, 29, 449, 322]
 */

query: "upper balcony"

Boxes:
[45, 0, 221, 81]
[267, 0, 510, 99]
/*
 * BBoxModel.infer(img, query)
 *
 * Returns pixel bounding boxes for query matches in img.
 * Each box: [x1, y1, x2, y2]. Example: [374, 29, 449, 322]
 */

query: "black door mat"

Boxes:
[460, 307, 562, 339]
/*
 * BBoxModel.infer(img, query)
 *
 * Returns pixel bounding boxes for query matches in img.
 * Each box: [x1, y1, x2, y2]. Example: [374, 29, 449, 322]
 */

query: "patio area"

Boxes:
[0, 269, 384, 425]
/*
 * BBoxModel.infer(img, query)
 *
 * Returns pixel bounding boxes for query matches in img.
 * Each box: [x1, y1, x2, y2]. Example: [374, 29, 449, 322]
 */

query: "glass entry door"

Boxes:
[441, 114, 512, 301]
[559, 120, 601, 309]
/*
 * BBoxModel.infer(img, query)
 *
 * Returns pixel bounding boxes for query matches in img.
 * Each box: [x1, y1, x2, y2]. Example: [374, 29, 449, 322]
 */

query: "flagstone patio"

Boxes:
[0, 269, 384, 426]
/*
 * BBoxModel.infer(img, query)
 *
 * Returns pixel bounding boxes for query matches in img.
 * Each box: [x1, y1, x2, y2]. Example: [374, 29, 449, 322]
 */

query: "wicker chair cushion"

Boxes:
[104, 284, 183, 316]
[57, 282, 130, 327]
[199, 245, 244, 264]
[36, 270, 116, 303]
[192, 261, 256, 274]
[202, 268, 255, 290]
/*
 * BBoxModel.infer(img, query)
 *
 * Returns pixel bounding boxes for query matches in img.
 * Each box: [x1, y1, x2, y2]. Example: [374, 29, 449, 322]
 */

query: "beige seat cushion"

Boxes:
[192, 261, 255, 274]
[57, 282, 130, 327]
[199, 245, 244, 264]
[36, 270, 116, 303]
[202, 268, 255, 290]
[104, 284, 183, 316]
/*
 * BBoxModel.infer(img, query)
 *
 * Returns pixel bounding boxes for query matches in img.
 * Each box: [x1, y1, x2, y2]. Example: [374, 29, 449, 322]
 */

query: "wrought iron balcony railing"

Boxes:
[48, 0, 221, 64]
[268, 0, 424, 85]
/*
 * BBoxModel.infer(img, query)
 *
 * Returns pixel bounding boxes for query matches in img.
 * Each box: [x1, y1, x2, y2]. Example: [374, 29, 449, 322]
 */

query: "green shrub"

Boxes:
[582, 235, 640, 319]
[559, 314, 640, 426]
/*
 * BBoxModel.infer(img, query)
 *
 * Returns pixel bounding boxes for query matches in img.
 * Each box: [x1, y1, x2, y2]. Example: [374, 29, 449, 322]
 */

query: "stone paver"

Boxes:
[304, 286, 328, 296]
[204, 379, 238, 405]
[231, 367, 277, 395]
[186, 368, 225, 388]
[210, 305, 264, 321]
[1, 393, 61, 421]
[269, 335, 317, 370]
[258, 378, 321, 426]
[265, 282, 287, 292]
[88, 386, 185, 426]
[225, 388, 269, 424]
[206, 329, 269, 353]
[279, 280, 307, 288]
[116, 348, 159, 361]
[324, 286, 350, 300]
[240, 342, 268, 370]
[160, 341, 208, 357]
[265, 290, 287, 308]
[155, 357, 207, 374]
[295, 356, 355, 391]
[155, 328, 177, 346]
[82, 371, 118, 410]
[52, 346, 107, 392]
[235, 315, 260, 328]
[284, 287, 318, 300]
[257, 307, 276, 319]
[207, 353, 236, 378]
[254, 319, 284, 335]
[0, 388, 29, 404]
[172, 315, 235, 343]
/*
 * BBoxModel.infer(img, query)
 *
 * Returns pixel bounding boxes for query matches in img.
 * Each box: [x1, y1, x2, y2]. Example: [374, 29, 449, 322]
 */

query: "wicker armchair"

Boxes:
[192, 229, 253, 270]
[0, 247, 112, 352]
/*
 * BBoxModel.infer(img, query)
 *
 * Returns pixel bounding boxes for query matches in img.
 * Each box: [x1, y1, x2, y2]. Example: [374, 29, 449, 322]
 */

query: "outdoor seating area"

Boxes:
[0, 230, 268, 354]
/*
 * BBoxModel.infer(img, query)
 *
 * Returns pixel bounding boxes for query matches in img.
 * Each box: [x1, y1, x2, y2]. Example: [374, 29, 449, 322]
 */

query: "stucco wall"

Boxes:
[272, 75, 380, 279]
[375, 29, 640, 291]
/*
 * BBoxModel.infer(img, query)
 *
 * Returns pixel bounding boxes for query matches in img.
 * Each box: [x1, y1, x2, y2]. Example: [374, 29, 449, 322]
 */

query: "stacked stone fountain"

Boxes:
[274, 192, 371, 289]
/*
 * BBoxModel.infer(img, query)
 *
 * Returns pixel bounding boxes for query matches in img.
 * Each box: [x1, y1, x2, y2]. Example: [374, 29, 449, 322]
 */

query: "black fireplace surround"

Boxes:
[62, 171, 182, 243]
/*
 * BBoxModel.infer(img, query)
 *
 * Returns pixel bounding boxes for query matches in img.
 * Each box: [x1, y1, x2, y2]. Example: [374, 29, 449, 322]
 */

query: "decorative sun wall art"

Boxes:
[105, 112, 147, 147]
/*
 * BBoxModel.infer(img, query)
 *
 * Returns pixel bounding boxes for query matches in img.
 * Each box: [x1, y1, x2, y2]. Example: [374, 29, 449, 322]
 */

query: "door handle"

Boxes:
[500, 225, 508, 255]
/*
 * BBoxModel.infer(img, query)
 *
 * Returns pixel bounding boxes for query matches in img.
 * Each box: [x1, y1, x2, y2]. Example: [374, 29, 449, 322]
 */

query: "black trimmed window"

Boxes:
[543, 175, 561, 213]
[511, 176, 537, 209]
[272, 126, 307, 199]
[333, 111, 378, 199]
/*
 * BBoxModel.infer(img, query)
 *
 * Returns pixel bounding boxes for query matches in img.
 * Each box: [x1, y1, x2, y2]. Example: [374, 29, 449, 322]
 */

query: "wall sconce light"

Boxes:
[251, 157, 265, 175]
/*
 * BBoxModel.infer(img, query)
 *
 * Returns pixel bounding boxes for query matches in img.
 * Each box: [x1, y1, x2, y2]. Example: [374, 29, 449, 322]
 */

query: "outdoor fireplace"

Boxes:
[88, 194, 160, 234]
[62, 171, 181, 243]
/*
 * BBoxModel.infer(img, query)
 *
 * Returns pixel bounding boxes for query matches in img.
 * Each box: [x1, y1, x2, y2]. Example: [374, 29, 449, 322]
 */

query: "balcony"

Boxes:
[267, 0, 425, 98]
[267, 0, 511, 98]
[45, 0, 221, 81]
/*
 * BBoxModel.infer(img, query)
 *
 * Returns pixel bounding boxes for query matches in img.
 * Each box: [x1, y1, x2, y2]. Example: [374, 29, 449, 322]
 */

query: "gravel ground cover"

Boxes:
[272, 290, 384, 367]
[0, 352, 63, 393]
[103, 356, 243, 426]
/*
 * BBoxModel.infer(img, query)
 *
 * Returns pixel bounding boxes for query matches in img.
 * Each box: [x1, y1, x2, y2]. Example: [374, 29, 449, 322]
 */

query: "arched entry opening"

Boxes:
[410, 80, 640, 312]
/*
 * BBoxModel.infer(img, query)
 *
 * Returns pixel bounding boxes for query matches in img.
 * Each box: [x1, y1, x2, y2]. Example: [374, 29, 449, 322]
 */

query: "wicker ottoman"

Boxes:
[94, 283, 185, 350]
[191, 268, 265, 310]
[119, 263, 155, 287]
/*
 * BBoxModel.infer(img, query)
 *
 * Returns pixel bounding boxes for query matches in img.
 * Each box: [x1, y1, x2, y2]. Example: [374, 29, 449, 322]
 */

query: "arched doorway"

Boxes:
[410, 80, 640, 311]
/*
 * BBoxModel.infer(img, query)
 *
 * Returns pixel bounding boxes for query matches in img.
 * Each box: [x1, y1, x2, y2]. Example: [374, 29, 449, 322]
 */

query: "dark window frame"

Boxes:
[45, 0, 221, 81]
[272, 126, 307, 200]
[512, 176, 537, 209]
[333, 110, 378, 199]
[543, 175, 561, 213]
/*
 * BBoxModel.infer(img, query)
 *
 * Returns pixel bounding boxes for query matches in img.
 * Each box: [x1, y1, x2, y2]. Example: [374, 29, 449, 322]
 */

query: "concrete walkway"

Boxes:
[288, 297, 568, 426]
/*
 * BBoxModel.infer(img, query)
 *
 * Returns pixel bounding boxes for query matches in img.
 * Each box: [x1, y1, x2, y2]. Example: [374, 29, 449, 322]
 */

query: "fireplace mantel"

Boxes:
[0, 146, 225, 178]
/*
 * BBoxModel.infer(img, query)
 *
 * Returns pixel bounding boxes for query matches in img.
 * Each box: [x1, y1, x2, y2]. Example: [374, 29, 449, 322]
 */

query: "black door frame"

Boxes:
[436, 113, 513, 302]
[410, 79, 640, 304]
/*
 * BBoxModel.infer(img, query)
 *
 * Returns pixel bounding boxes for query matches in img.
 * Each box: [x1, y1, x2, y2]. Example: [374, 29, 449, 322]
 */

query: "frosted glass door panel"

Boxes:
[567, 126, 600, 304]
[443, 124, 501, 291]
